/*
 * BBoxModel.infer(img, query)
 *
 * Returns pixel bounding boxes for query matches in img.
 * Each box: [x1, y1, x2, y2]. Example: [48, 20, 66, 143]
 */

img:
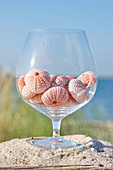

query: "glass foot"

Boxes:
[33, 137, 82, 149]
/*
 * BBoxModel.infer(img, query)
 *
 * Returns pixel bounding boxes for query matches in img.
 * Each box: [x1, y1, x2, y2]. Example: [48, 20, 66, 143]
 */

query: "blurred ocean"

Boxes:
[80, 79, 113, 121]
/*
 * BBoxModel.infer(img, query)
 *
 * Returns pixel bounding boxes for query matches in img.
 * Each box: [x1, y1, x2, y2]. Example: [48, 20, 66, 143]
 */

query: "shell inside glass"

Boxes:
[16, 29, 97, 119]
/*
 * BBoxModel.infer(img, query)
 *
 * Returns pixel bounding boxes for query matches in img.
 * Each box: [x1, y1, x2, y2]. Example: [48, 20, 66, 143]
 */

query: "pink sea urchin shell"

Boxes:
[25, 69, 50, 93]
[55, 76, 69, 86]
[68, 79, 87, 103]
[42, 86, 69, 107]
[22, 85, 36, 99]
[51, 76, 69, 87]
[29, 93, 43, 104]
[77, 71, 97, 88]
[17, 75, 25, 94]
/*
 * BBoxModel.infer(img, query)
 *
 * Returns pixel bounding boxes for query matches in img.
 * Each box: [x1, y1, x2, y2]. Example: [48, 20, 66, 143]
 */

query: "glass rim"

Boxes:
[29, 28, 85, 33]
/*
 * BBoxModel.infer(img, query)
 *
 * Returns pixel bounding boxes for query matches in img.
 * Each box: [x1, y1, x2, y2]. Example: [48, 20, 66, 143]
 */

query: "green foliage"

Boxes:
[0, 73, 113, 143]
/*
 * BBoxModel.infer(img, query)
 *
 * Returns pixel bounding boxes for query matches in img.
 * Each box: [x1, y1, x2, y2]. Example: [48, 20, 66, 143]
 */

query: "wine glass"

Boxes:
[16, 29, 97, 149]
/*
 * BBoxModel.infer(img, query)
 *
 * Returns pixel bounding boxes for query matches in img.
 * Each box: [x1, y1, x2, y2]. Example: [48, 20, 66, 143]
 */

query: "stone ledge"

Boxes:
[0, 135, 113, 169]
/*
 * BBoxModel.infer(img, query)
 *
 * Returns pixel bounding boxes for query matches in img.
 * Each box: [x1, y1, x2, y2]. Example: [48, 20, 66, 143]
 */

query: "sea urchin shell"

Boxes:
[22, 85, 36, 99]
[51, 76, 69, 87]
[25, 69, 50, 93]
[29, 93, 43, 104]
[77, 71, 97, 88]
[42, 86, 69, 107]
[68, 79, 87, 103]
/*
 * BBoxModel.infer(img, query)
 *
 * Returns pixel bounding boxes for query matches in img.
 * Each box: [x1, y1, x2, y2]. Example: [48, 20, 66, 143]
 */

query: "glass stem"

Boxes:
[51, 118, 62, 138]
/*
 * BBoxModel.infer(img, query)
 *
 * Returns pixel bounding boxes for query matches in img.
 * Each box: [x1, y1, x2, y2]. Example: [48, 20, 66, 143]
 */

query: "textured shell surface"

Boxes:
[77, 71, 97, 88]
[55, 76, 69, 86]
[68, 79, 87, 103]
[42, 86, 69, 107]
[77, 74, 89, 87]
[50, 75, 57, 82]
[85, 71, 97, 80]
[69, 79, 86, 92]
[22, 85, 36, 99]
[51, 76, 69, 87]
[85, 71, 97, 88]
[75, 89, 87, 103]
[25, 69, 50, 93]
[29, 93, 43, 104]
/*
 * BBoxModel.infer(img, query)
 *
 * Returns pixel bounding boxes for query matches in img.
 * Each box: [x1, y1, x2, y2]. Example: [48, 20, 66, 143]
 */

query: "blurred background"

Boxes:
[0, 0, 113, 142]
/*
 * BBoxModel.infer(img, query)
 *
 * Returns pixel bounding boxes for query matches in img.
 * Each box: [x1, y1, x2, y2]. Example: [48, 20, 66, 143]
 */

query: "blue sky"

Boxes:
[0, 0, 113, 77]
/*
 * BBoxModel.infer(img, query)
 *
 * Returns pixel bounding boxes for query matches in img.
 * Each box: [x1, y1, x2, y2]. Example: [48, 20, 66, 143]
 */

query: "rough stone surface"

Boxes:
[0, 135, 113, 168]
